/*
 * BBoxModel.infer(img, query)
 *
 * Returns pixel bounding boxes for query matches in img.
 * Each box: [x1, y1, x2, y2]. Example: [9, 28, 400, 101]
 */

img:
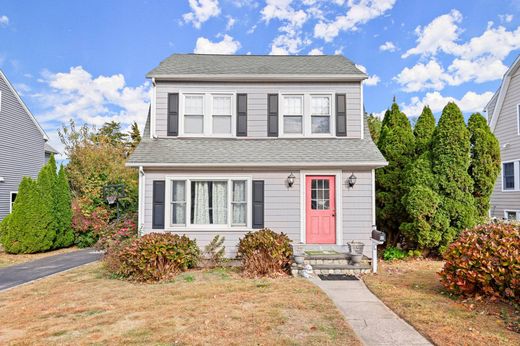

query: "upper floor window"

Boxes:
[280, 93, 334, 137]
[182, 93, 234, 136]
[184, 95, 204, 134]
[503, 162, 515, 190]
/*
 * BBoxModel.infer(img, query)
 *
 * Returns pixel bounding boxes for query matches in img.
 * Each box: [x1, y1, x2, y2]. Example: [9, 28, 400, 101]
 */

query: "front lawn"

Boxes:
[0, 246, 78, 268]
[364, 259, 519, 346]
[0, 263, 361, 345]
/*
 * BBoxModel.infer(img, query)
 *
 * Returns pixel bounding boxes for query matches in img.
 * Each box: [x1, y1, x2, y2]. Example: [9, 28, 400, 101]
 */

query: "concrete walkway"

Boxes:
[0, 248, 103, 291]
[310, 277, 432, 346]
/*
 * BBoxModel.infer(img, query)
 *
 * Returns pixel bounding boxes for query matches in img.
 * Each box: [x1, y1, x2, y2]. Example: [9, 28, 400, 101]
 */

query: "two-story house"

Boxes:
[127, 54, 387, 257]
[0, 70, 58, 222]
[486, 55, 520, 220]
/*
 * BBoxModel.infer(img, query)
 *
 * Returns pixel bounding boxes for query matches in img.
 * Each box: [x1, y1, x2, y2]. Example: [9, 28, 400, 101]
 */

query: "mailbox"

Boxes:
[371, 229, 386, 243]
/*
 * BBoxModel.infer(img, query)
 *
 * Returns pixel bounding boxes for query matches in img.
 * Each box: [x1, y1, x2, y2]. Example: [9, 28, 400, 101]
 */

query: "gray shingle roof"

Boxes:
[127, 115, 386, 168]
[146, 54, 367, 79]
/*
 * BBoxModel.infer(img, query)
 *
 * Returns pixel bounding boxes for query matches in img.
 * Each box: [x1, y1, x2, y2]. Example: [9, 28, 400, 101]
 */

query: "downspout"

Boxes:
[138, 166, 145, 236]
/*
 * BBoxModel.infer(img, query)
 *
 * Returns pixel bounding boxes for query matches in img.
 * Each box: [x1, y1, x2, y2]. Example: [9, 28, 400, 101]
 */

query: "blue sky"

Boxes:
[0, 0, 519, 154]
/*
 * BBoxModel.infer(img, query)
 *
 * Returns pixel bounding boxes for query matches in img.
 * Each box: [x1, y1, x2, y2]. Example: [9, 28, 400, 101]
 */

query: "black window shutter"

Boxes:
[336, 93, 347, 137]
[152, 181, 165, 229]
[167, 93, 179, 136]
[237, 94, 248, 136]
[267, 94, 278, 137]
[252, 180, 265, 229]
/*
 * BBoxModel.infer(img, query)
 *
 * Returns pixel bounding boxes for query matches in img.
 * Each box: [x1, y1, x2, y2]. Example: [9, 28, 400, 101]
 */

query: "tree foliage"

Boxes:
[54, 165, 75, 248]
[431, 102, 477, 249]
[413, 106, 435, 155]
[367, 113, 382, 143]
[467, 113, 501, 220]
[376, 103, 415, 243]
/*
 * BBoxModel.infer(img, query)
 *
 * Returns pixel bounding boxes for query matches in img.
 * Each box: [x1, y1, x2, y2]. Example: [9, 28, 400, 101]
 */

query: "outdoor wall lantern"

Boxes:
[347, 173, 357, 188]
[287, 172, 296, 188]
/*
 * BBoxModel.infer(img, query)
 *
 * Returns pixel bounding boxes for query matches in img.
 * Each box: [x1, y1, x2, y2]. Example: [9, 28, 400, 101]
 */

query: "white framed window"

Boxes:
[283, 95, 304, 134]
[167, 177, 251, 228]
[9, 191, 17, 213]
[280, 93, 335, 137]
[212, 95, 232, 135]
[504, 210, 520, 221]
[184, 95, 204, 134]
[311, 95, 331, 134]
[503, 161, 516, 191]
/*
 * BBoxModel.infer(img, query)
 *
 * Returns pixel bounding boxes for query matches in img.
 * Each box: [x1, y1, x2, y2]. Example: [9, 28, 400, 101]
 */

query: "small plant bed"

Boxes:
[0, 246, 78, 268]
[363, 259, 520, 345]
[0, 263, 361, 345]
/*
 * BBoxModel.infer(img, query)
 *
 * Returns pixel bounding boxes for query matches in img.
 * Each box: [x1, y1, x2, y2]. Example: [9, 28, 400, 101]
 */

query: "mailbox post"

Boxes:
[371, 225, 386, 273]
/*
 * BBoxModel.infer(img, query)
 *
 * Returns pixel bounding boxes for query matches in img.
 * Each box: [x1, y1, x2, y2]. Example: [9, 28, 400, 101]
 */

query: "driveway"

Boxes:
[0, 248, 103, 291]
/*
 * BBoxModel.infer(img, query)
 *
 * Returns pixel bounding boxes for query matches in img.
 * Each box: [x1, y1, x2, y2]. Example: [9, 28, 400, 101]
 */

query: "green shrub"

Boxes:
[104, 233, 200, 282]
[439, 223, 519, 301]
[237, 229, 292, 277]
[96, 213, 138, 250]
[54, 165, 74, 248]
[75, 231, 99, 248]
[201, 235, 226, 268]
[383, 246, 407, 261]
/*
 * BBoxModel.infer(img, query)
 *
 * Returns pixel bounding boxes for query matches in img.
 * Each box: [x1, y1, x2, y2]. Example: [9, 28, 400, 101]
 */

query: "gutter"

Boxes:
[126, 161, 388, 169]
[147, 73, 368, 82]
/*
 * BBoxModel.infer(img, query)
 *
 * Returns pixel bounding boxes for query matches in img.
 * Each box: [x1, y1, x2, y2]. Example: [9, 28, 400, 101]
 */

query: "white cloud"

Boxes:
[499, 14, 513, 23]
[308, 47, 324, 55]
[356, 64, 380, 86]
[0, 15, 8, 27]
[399, 90, 495, 117]
[33, 66, 151, 157]
[398, 11, 520, 91]
[379, 41, 397, 52]
[262, 0, 309, 55]
[402, 9, 462, 58]
[226, 16, 236, 30]
[183, 0, 221, 29]
[194, 34, 241, 54]
[314, 0, 396, 42]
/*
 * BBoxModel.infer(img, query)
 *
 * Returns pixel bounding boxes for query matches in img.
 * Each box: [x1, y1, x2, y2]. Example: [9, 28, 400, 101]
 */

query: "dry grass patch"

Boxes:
[0, 263, 360, 345]
[0, 247, 79, 268]
[364, 259, 520, 346]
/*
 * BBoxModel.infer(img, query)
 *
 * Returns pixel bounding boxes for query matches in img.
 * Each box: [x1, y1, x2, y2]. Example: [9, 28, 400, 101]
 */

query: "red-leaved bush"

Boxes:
[439, 223, 519, 301]
[104, 233, 200, 282]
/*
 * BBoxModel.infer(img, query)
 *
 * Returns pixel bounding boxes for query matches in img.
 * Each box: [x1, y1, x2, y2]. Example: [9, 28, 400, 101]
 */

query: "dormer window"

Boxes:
[184, 95, 204, 134]
[283, 95, 304, 134]
[280, 93, 335, 137]
[181, 93, 235, 137]
[311, 95, 331, 134]
[212, 95, 232, 135]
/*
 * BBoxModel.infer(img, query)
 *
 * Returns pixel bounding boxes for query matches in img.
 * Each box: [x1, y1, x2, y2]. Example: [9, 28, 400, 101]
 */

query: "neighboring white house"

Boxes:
[127, 54, 387, 257]
[0, 70, 58, 222]
[485, 55, 520, 220]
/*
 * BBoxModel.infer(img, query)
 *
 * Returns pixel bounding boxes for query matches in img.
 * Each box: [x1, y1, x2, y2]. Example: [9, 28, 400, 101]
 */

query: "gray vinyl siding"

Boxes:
[154, 81, 362, 138]
[491, 71, 520, 218]
[0, 74, 46, 221]
[141, 168, 374, 257]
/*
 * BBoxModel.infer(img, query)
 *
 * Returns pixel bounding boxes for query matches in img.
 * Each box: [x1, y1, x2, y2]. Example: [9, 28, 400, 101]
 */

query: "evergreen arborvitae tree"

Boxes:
[376, 102, 415, 243]
[431, 102, 477, 249]
[467, 113, 501, 220]
[38, 155, 58, 239]
[413, 106, 436, 155]
[0, 177, 54, 253]
[54, 164, 74, 248]
[129, 121, 141, 152]
[367, 114, 382, 143]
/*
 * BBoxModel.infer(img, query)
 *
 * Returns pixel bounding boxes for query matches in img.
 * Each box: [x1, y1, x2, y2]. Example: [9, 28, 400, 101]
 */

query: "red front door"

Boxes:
[306, 176, 336, 244]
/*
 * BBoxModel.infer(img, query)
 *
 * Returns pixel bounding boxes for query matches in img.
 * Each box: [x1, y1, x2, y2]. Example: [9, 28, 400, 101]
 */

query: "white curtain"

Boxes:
[212, 182, 228, 224]
[233, 181, 246, 224]
[193, 182, 210, 224]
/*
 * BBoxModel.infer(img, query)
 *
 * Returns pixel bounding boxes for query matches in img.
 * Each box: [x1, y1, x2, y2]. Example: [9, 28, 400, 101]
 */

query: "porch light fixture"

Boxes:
[287, 172, 296, 188]
[347, 173, 357, 188]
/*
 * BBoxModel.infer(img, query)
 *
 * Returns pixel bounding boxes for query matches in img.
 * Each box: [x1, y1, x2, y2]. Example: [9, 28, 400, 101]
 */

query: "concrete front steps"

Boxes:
[291, 252, 371, 277]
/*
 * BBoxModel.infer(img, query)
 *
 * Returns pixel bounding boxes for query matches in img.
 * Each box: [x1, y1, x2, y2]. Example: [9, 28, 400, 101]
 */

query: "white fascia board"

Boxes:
[126, 161, 389, 168]
[148, 74, 368, 82]
[490, 55, 520, 132]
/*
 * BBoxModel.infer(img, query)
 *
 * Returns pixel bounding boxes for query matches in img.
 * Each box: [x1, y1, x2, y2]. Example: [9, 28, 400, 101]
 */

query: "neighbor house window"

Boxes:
[9, 192, 17, 213]
[212, 95, 232, 134]
[311, 95, 331, 134]
[184, 95, 204, 134]
[503, 162, 515, 190]
[283, 95, 304, 134]
[505, 211, 518, 221]
[171, 181, 186, 225]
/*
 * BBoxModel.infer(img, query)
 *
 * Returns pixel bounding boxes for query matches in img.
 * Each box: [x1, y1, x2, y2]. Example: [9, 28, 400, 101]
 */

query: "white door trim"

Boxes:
[300, 170, 343, 245]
